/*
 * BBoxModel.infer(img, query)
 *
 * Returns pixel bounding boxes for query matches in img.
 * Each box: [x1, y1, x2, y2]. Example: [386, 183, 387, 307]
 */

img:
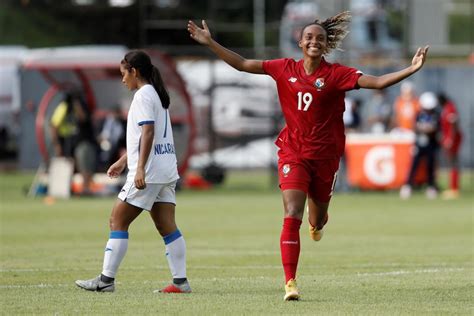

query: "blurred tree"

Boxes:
[0, 0, 288, 54]
[385, 8, 403, 41]
[1, 1, 139, 47]
[140, 0, 288, 55]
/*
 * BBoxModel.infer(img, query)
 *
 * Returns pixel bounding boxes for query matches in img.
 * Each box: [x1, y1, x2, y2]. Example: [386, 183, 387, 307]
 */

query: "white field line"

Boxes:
[1, 262, 469, 273]
[0, 265, 281, 273]
[0, 267, 468, 289]
[0, 283, 71, 289]
[356, 267, 466, 277]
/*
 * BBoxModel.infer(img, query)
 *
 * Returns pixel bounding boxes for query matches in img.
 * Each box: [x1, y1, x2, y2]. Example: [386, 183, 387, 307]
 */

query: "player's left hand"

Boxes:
[187, 20, 212, 46]
[134, 169, 146, 190]
[411, 45, 429, 71]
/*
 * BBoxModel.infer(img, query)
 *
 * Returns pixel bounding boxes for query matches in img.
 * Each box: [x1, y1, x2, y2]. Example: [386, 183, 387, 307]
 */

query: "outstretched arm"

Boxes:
[187, 20, 265, 74]
[358, 46, 430, 89]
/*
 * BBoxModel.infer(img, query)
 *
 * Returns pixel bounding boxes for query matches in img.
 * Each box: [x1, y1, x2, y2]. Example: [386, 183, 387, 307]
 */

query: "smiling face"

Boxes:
[298, 24, 328, 59]
[120, 63, 138, 91]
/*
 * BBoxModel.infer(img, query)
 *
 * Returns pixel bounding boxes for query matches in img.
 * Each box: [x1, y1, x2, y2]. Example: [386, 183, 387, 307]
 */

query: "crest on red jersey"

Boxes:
[282, 164, 291, 177]
[314, 78, 325, 90]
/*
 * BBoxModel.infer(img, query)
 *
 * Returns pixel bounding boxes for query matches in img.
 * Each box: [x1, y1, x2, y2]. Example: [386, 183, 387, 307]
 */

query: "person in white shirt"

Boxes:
[75, 50, 190, 294]
[98, 107, 125, 167]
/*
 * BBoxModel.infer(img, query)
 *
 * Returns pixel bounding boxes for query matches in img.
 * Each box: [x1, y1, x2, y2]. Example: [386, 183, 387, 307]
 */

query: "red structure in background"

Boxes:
[23, 48, 195, 176]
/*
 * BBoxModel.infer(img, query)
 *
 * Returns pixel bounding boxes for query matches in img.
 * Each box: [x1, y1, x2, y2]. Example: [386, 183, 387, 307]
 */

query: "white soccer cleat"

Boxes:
[425, 187, 438, 199]
[75, 275, 115, 292]
[399, 185, 412, 200]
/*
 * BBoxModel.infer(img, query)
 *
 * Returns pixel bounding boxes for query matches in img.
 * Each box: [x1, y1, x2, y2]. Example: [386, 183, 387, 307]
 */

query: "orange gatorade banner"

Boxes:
[345, 133, 425, 190]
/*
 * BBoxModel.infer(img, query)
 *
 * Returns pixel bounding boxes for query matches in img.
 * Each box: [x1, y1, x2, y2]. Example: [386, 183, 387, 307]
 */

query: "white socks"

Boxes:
[100, 229, 187, 280]
[102, 231, 129, 278]
[163, 230, 187, 279]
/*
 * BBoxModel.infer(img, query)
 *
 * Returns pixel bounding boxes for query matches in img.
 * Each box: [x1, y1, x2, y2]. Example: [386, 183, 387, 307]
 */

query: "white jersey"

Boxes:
[126, 84, 179, 184]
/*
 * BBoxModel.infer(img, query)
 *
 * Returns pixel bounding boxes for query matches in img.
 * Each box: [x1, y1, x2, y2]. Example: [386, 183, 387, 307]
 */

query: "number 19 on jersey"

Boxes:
[297, 92, 313, 111]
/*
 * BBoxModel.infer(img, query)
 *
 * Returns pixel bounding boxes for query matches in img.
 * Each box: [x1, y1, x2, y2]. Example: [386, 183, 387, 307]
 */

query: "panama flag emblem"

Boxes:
[314, 78, 325, 90]
[282, 164, 291, 176]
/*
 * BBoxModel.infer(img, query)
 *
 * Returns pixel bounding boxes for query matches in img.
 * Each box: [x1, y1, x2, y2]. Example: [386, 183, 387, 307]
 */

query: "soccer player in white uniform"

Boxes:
[75, 51, 190, 293]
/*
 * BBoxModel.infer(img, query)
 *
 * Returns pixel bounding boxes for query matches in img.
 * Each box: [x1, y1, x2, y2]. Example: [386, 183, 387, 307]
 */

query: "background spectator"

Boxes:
[438, 93, 463, 199]
[97, 107, 126, 169]
[50, 91, 98, 195]
[400, 92, 440, 200]
[391, 81, 420, 132]
[50, 92, 78, 158]
[365, 89, 392, 133]
[73, 96, 98, 195]
[343, 97, 362, 133]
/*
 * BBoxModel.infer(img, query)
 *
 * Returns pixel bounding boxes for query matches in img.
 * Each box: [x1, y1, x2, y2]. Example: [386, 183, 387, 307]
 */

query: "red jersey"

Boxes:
[263, 58, 362, 159]
[440, 100, 462, 146]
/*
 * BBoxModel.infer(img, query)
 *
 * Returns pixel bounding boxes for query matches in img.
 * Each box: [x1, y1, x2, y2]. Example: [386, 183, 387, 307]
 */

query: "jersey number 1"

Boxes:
[297, 92, 313, 111]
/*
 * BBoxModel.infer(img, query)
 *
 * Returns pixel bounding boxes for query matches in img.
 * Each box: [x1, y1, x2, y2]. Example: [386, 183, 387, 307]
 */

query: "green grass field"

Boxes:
[1, 171, 473, 315]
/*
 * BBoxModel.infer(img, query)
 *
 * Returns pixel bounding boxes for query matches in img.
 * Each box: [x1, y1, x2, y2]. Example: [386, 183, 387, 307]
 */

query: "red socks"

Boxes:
[450, 169, 459, 191]
[280, 217, 302, 282]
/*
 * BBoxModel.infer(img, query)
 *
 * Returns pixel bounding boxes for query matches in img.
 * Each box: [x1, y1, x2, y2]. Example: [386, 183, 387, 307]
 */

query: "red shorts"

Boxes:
[278, 149, 340, 203]
[442, 137, 462, 157]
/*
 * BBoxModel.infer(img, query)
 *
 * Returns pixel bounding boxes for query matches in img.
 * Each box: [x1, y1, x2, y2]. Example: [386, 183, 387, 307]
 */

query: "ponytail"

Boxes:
[150, 66, 170, 109]
[300, 11, 352, 54]
[315, 11, 351, 53]
[121, 50, 171, 109]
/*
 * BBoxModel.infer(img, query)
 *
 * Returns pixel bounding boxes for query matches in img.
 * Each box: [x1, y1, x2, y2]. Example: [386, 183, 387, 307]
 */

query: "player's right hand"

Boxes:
[134, 168, 146, 190]
[107, 161, 125, 178]
[187, 20, 212, 46]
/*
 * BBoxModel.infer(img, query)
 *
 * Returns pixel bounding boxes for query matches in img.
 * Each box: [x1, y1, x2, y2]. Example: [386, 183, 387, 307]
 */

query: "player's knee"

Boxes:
[285, 203, 304, 218]
[154, 220, 177, 236]
[108, 217, 114, 230]
[109, 216, 128, 231]
[153, 221, 165, 234]
[313, 201, 329, 213]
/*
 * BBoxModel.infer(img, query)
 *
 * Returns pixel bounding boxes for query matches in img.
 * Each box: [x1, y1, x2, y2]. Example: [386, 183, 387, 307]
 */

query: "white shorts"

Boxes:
[118, 180, 177, 211]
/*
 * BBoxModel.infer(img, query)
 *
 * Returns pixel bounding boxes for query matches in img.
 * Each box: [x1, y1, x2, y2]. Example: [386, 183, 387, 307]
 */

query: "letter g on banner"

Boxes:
[363, 146, 395, 186]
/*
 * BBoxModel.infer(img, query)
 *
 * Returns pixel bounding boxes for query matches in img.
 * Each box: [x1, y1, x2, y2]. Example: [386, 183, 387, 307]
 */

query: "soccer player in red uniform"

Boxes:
[438, 93, 463, 199]
[188, 11, 429, 301]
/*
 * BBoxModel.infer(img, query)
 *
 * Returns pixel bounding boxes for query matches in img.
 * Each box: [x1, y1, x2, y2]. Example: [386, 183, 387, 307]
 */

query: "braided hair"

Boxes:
[301, 11, 352, 54]
[121, 50, 170, 109]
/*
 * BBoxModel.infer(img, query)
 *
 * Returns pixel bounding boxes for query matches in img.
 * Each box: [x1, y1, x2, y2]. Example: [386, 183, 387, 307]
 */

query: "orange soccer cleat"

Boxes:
[309, 212, 329, 241]
[284, 278, 299, 301]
